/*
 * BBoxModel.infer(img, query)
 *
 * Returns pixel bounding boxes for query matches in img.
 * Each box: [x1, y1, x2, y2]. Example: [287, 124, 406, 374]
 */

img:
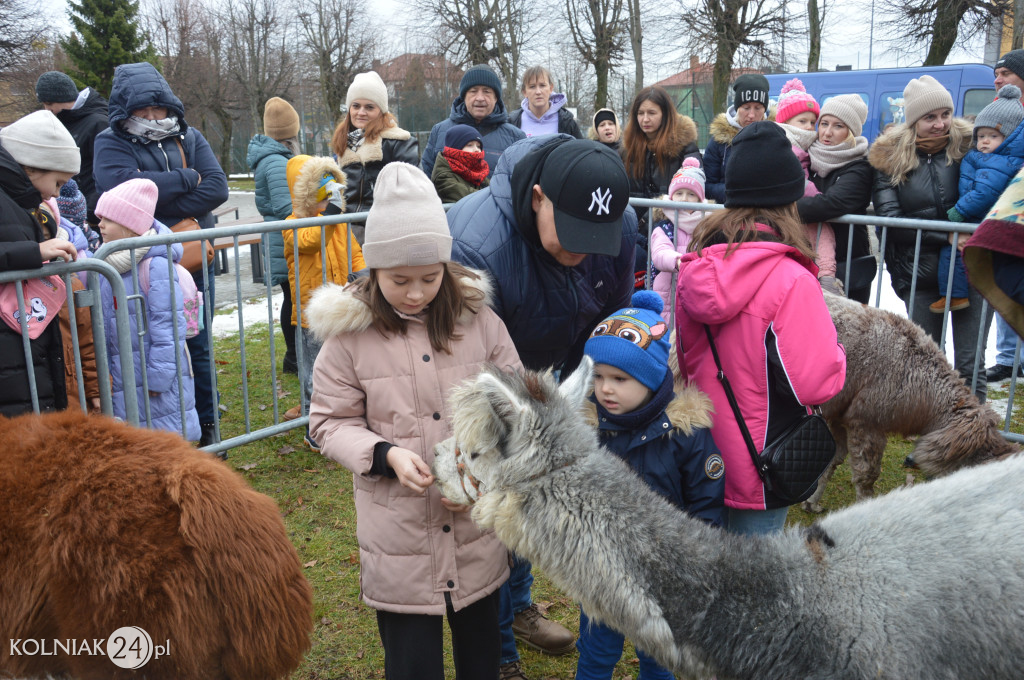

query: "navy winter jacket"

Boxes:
[55, 87, 109, 223]
[246, 134, 293, 287]
[420, 98, 526, 179]
[448, 135, 638, 373]
[955, 124, 1024, 221]
[593, 381, 725, 528]
[93, 62, 228, 230]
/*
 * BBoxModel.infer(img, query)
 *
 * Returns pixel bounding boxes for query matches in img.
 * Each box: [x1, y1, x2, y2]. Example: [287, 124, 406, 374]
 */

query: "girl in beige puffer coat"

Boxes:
[307, 162, 521, 679]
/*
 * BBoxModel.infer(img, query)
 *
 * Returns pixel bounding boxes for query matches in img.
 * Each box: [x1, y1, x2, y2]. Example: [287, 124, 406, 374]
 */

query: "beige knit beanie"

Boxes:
[903, 75, 953, 126]
[819, 94, 869, 138]
[0, 110, 80, 174]
[264, 97, 300, 140]
[362, 163, 451, 268]
[345, 71, 389, 113]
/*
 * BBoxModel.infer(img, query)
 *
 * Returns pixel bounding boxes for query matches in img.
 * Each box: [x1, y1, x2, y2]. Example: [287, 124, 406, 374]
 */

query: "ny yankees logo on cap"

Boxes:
[589, 188, 612, 216]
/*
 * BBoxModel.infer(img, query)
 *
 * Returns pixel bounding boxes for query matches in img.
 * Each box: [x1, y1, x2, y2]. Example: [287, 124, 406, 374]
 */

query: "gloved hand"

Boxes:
[819, 275, 845, 297]
[946, 206, 964, 222]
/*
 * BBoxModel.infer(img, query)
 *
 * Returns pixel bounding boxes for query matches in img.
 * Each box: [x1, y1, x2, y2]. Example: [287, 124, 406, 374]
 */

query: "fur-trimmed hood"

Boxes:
[583, 383, 714, 436]
[336, 126, 413, 167]
[708, 107, 776, 145]
[305, 267, 494, 342]
[868, 118, 973, 178]
[286, 155, 346, 217]
[670, 114, 699, 156]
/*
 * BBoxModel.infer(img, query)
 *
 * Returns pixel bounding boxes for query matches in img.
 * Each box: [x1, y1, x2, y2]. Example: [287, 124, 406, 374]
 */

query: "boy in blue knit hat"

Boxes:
[577, 289, 725, 680]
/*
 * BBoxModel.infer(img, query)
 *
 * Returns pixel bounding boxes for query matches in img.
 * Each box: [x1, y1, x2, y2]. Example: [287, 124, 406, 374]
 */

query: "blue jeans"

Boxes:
[995, 313, 1021, 367]
[726, 506, 789, 536]
[937, 244, 969, 298]
[575, 607, 674, 680]
[498, 554, 534, 664]
[185, 262, 217, 423]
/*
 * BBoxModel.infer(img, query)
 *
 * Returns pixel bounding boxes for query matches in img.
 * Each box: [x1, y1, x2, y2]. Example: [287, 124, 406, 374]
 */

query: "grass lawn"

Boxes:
[213, 326, 1015, 679]
[228, 178, 256, 192]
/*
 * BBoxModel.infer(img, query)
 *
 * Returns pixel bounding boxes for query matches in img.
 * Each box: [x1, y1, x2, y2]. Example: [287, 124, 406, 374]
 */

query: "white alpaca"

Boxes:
[432, 358, 1024, 680]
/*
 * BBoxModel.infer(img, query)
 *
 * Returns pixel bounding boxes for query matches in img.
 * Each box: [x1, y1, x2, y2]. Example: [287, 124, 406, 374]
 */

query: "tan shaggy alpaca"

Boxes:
[0, 411, 313, 680]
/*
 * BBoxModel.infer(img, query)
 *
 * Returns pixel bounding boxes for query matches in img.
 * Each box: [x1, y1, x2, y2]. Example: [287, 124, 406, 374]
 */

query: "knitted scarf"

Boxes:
[916, 134, 950, 155]
[808, 136, 869, 178]
[102, 228, 156, 274]
[121, 116, 181, 141]
[442, 147, 489, 186]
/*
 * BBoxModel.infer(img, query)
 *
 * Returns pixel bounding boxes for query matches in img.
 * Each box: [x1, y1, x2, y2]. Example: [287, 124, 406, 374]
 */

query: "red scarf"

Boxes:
[442, 147, 489, 186]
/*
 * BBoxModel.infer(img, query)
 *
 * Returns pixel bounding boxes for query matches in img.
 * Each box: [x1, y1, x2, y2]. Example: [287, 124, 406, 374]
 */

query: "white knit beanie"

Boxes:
[0, 110, 81, 174]
[362, 163, 451, 268]
[903, 75, 953, 127]
[345, 71, 389, 113]
[819, 94, 869, 138]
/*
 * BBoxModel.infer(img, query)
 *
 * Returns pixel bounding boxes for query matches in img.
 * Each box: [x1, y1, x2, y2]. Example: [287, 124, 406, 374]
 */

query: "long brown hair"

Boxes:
[689, 204, 816, 261]
[352, 262, 486, 354]
[330, 110, 399, 157]
[622, 86, 682, 180]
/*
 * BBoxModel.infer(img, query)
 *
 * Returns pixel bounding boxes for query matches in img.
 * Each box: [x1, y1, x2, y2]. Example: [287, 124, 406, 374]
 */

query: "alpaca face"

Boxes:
[433, 358, 596, 503]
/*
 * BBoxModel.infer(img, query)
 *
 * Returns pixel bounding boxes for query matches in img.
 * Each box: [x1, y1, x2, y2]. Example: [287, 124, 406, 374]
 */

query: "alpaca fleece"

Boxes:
[434, 359, 1024, 679]
[805, 293, 1019, 511]
[0, 411, 313, 680]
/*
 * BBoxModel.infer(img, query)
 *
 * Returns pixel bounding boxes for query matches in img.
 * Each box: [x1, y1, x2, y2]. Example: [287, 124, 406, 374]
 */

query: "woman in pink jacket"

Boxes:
[674, 122, 846, 535]
[307, 163, 521, 679]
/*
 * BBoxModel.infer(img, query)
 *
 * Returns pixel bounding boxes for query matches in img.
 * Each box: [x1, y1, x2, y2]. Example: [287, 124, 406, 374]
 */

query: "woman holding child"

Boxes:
[869, 75, 991, 401]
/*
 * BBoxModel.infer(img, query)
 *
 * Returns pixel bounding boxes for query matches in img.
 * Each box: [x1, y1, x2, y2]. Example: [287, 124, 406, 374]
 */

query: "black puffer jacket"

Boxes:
[0, 141, 66, 416]
[869, 121, 972, 297]
[55, 87, 109, 223]
[797, 156, 874, 288]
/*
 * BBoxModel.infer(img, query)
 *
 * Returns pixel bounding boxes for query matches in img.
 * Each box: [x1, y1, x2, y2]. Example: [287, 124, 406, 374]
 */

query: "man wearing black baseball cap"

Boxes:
[447, 134, 636, 679]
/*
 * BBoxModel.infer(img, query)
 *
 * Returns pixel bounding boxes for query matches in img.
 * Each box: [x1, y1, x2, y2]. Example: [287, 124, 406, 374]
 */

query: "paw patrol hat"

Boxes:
[584, 290, 670, 392]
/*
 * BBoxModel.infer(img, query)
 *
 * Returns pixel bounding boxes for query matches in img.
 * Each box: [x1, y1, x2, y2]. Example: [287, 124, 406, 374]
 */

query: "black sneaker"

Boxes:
[986, 363, 1024, 382]
[282, 353, 298, 375]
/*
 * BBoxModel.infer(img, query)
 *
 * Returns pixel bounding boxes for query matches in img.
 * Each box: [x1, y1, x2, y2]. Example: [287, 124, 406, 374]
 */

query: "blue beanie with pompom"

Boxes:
[584, 290, 670, 391]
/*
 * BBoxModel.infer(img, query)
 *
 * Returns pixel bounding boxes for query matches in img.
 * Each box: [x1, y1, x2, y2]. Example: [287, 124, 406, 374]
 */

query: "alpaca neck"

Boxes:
[477, 456, 819, 678]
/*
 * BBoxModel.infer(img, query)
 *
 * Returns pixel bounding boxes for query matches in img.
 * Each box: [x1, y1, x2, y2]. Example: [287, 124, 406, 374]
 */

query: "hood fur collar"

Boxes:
[671, 114, 699, 155]
[583, 383, 714, 435]
[868, 118, 973, 176]
[305, 267, 494, 342]
[337, 126, 412, 167]
[290, 156, 346, 217]
[709, 107, 777, 145]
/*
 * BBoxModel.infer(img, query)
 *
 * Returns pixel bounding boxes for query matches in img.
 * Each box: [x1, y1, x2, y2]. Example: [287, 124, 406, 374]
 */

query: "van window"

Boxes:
[878, 91, 906, 131]
[963, 88, 996, 120]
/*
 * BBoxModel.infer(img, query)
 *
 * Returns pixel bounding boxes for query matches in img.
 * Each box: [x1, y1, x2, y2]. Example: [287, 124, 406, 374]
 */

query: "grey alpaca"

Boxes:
[433, 358, 1024, 680]
[802, 293, 1019, 512]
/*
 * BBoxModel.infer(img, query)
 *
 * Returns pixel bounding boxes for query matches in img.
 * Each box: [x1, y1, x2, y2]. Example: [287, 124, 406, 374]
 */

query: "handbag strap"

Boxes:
[174, 138, 188, 168]
[702, 324, 766, 476]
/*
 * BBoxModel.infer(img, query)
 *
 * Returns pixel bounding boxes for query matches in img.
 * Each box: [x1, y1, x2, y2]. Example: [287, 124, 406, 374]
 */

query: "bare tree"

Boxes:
[679, 0, 788, 114]
[0, 0, 45, 78]
[807, 0, 821, 70]
[626, 0, 643, 95]
[222, 0, 295, 131]
[295, 0, 377, 123]
[879, 0, 1010, 65]
[565, 0, 627, 109]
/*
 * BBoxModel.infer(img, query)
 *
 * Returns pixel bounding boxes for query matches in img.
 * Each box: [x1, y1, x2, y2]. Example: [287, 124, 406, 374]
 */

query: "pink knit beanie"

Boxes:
[95, 178, 158, 235]
[668, 158, 706, 203]
[775, 78, 820, 124]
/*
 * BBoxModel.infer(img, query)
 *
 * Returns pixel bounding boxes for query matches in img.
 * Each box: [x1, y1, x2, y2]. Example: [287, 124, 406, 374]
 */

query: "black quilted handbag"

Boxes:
[703, 325, 836, 504]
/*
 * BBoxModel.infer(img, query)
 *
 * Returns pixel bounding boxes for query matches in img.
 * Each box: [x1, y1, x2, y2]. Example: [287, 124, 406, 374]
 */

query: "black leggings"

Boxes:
[375, 590, 500, 680]
[280, 280, 296, 358]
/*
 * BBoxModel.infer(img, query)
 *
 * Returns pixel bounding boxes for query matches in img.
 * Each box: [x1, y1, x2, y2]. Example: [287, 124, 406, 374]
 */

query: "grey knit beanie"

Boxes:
[35, 71, 78, 103]
[819, 94, 869, 138]
[974, 85, 1024, 138]
[903, 75, 953, 126]
[362, 163, 452, 268]
[0, 110, 81, 174]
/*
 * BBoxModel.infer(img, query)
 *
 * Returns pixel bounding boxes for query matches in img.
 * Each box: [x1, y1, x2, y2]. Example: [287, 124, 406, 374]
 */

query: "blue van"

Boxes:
[763, 64, 996, 142]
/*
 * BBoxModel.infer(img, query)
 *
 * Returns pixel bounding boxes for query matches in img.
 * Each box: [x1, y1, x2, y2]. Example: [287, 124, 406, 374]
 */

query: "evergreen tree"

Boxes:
[60, 0, 157, 96]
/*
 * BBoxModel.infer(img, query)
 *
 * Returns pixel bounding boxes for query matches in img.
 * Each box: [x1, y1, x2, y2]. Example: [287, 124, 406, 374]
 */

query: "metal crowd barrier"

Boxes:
[4, 200, 1020, 451]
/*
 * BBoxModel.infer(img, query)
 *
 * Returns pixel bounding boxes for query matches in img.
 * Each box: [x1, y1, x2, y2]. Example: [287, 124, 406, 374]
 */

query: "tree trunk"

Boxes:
[923, 0, 968, 65]
[595, 58, 609, 109]
[1014, 0, 1024, 49]
[807, 0, 820, 71]
[628, 0, 643, 92]
[712, 38, 734, 115]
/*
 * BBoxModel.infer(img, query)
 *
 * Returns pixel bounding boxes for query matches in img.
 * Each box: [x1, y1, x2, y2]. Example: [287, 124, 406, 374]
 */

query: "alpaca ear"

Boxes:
[559, 356, 595, 408]
[476, 371, 528, 431]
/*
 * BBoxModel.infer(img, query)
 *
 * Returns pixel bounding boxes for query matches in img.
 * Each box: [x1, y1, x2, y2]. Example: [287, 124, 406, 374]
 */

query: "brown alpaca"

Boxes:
[0, 411, 313, 680]
[802, 294, 1020, 512]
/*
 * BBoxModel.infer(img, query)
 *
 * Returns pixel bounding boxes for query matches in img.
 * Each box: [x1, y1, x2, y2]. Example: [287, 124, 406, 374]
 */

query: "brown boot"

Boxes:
[511, 603, 576, 655]
[498, 660, 530, 680]
[283, 405, 302, 421]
